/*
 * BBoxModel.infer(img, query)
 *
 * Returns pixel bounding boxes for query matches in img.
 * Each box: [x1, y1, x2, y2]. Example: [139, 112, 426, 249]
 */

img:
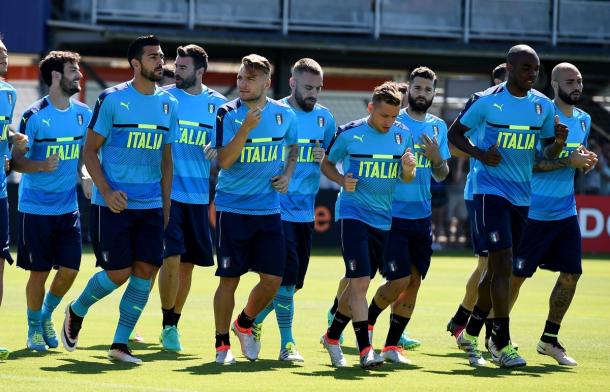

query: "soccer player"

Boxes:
[213, 54, 299, 365]
[321, 82, 416, 369]
[157, 44, 226, 352]
[446, 63, 507, 340]
[0, 35, 28, 359]
[251, 58, 336, 362]
[512, 63, 597, 366]
[366, 67, 450, 364]
[448, 44, 566, 368]
[61, 35, 179, 363]
[13, 51, 90, 353]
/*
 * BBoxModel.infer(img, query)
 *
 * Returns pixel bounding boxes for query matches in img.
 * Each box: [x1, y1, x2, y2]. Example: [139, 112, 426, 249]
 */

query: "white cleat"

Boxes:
[320, 334, 348, 367]
[456, 330, 486, 367]
[488, 338, 526, 368]
[359, 346, 384, 369]
[278, 342, 304, 362]
[537, 340, 577, 366]
[231, 320, 259, 361]
[381, 346, 412, 364]
[215, 346, 236, 365]
[107, 345, 142, 364]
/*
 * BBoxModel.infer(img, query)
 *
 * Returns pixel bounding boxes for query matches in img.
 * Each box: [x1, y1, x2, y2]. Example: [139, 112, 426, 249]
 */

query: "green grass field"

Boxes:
[1, 252, 609, 391]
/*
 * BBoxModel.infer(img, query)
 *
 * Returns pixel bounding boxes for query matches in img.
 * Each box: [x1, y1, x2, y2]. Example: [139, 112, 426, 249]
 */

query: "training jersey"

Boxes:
[0, 80, 17, 199]
[458, 83, 555, 206]
[18, 97, 91, 215]
[327, 118, 412, 230]
[165, 85, 226, 205]
[393, 110, 450, 219]
[89, 82, 180, 209]
[529, 105, 590, 221]
[215, 97, 298, 215]
[279, 97, 336, 222]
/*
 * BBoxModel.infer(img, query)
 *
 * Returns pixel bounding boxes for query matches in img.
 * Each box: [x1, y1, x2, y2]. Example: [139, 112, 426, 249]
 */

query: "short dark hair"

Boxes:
[291, 58, 322, 77]
[492, 63, 507, 83]
[127, 35, 161, 68]
[162, 64, 175, 78]
[371, 82, 402, 106]
[177, 44, 208, 72]
[39, 51, 81, 87]
[409, 66, 437, 88]
[241, 54, 272, 76]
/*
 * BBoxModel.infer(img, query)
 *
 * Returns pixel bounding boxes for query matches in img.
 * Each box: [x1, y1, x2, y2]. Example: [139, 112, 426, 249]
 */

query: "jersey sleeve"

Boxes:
[323, 113, 337, 148]
[540, 102, 556, 139]
[327, 132, 348, 163]
[209, 97, 227, 148]
[88, 94, 113, 138]
[164, 102, 180, 145]
[437, 121, 451, 160]
[19, 111, 38, 151]
[285, 109, 298, 145]
[458, 94, 486, 130]
[583, 114, 592, 148]
[215, 106, 236, 149]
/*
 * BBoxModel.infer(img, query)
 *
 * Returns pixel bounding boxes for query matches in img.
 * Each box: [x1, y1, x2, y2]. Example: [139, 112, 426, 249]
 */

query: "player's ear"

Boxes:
[264, 75, 271, 89]
[367, 102, 374, 115]
[289, 77, 296, 91]
[51, 70, 62, 85]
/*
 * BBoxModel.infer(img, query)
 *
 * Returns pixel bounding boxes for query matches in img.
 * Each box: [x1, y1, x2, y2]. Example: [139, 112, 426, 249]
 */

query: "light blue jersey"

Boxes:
[18, 97, 91, 215]
[89, 82, 180, 209]
[0, 80, 17, 198]
[279, 97, 336, 222]
[215, 97, 298, 215]
[327, 118, 412, 230]
[165, 85, 226, 204]
[393, 110, 450, 219]
[458, 83, 556, 206]
[529, 105, 590, 221]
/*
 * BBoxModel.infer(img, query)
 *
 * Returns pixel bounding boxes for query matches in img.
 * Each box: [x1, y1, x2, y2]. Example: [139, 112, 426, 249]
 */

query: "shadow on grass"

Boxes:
[176, 358, 299, 375]
[8, 348, 64, 360]
[294, 363, 421, 380]
[77, 343, 159, 351]
[423, 363, 574, 378]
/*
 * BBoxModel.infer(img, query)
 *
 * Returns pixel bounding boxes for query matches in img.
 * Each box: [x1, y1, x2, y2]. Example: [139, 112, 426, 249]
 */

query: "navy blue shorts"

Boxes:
[215, 212, 285, 278]
[383, 217, 433, 280]
[0, 198, 13, 264]
[91, 205, 164, 270]
[163, 201, 214, 267]
[17, 211, 82, 271]
[282, 221, 314, 288]
[514, 216, 582, 278]
[472, 194, 528, 253]
[340, 219, 388, 279]
[465, 199, 489, 257]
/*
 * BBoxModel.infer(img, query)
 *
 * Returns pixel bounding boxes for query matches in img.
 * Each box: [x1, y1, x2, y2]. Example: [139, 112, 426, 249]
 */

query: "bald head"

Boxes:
[0, 39, 8, 77]
[551, 62, 583, 105]
[551, 62, 579, 82]
[507, 45, 538, 65]
[505, 45, 540, 94]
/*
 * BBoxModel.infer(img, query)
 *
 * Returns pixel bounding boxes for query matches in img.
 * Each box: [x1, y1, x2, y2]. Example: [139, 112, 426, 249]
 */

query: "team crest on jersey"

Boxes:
[317, 116, 325, 128]
[394, 133, 402, 145]
[275, 113, 283, 125]
[432, 125, 439, 137]
[208, 103, 215, 114]
[163, 103, 169, 115]
[580, 120, 586, 133]
[77, 114, 84, 126]
[7, 92, 13, 106]
[534, 103, 542, 115]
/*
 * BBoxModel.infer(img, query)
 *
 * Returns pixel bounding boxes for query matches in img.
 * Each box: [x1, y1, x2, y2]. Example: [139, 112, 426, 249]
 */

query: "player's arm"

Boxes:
[11, 115, 58, 173]
[421, 133, 449, 182]
[271, 143, 298, 194]
[321, 156, 357, 192]
[533, 146, 597, 172]
[217, 107, 261, 169]
[448, 121, 500, 167]
[161, 143, 173, 229]
[542, 115, 567, 160]
[400, 147, 416, 182]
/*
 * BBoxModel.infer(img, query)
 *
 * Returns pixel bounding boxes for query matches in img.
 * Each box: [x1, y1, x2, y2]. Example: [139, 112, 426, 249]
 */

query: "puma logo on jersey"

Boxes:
[493, 103, 504, 112]
[120, 101, 130, 110]
[234, 119, 243, 125]
[42, 118, 51, 127]
[353, 134, 364, 142]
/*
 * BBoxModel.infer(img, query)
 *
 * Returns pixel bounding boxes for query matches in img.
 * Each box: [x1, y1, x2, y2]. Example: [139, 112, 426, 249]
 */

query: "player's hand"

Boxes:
[81, 177, 93, 199]
[271, 174, 289, 193]
[242, 107, 262, 132]
[11, 133, 28, 151]
[3, 156, 9, 173]
[342, 172, 358, 192]
[39, 154, 59, 172]
[554, 115, 568, 145]
[203, 142, 217, 160]
[420, 134, 442, 166]
[478, 144, 501, 167]
[571, 145, 598, 171]
[312, 140, 325, 163]
[102, 190, 128, 213]
[401, 147, 416, 172]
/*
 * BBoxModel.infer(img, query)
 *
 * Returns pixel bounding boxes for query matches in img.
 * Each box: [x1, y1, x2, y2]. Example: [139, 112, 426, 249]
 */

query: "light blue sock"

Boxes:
[71, 271, 118, 317]
[41, 292, 62, 322]
[255, 302, 275, 325]
[27, 308, 42, 332]
[113, 275, 151, 344]
[273, 285, 295, 347]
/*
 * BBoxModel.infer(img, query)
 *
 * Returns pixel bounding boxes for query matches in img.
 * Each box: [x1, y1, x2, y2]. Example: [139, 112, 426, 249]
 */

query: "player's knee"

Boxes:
[57, 267, 78, 283]
[387, 277, 409, 295]
[558, 273, 580, 286]
[349, 277, 370, 294]
[260, 274, 282, 291]
[106, 269, 131, 286]
[218, 277, 240, 292]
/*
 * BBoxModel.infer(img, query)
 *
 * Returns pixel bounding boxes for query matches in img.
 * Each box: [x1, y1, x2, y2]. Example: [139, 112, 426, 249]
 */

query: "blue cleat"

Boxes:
[42, 319, 59, 349]
[27, 329, 47, 352]
[397, 331, 421, 350]
[159, 326, 182, 352]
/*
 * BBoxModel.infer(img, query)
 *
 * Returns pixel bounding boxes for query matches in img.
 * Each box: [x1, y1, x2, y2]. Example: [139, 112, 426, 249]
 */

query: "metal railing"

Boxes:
[57, 0, 610, 46]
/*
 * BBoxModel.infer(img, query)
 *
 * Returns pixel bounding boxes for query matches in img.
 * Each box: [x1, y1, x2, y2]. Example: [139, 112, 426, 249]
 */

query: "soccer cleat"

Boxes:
[326, 309, 344, 345]
[488, 339, 526, 368]
[381, 345, 412, 364]
[537, 340, 577, 366]
[159, 326, 182, 352]
[397, 332, 421, 350]
[231, 320, 259, 361]
[61, 302, 83, 352]
[42, 319, 59, 349]
[27, 329, 47, 352]
[215, 345, 236, 365]
[447, 319, 466, 339]
[0, 347, 9, 361]
[359, 346, 384, 369]
[456, 330, 486, 366]
[108, 343, 142, 364]
[278, 342, 304, 362]
[252, 322, 263, 351]
[320, 333, 348, 367]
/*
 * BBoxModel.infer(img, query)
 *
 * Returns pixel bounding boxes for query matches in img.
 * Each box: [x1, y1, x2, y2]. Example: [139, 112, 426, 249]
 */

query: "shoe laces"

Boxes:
[252, 323, 262, 341]
[502, 344, 520, 359]
[284, 342, 297, 354]
[30, 331, 45, 346]
[43, 320, 56, 337]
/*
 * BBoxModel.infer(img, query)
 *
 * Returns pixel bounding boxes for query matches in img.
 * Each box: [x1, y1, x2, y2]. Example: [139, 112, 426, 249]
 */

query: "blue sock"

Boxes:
[255, 302, 275, 325]
[113, 275, 151, 344]
[27, 308, 42, 332]
[273, 285, 295, 347]
[71, 271, 118, 317]
[41, 292, 62, 322]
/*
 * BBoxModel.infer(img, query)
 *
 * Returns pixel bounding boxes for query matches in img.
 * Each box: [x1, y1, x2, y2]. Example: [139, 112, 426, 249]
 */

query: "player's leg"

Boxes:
[327, 277, 348, 344]
[0, 197, 11, 359]
[174, 262, 195, 321]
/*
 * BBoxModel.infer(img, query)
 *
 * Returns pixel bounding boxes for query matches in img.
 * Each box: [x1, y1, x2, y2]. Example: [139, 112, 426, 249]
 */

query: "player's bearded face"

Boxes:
[0, 43, 8, 77]
[138, 46, 164, 83]
[175, 69, 197, 89]
[557, 73, 583, 105]
[407, 91, 433, 113]
[407, 77, 435, 113]
[293, 72, 322, 112]
[175, 56, 199, 89]
[59, 62, 82, 96]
